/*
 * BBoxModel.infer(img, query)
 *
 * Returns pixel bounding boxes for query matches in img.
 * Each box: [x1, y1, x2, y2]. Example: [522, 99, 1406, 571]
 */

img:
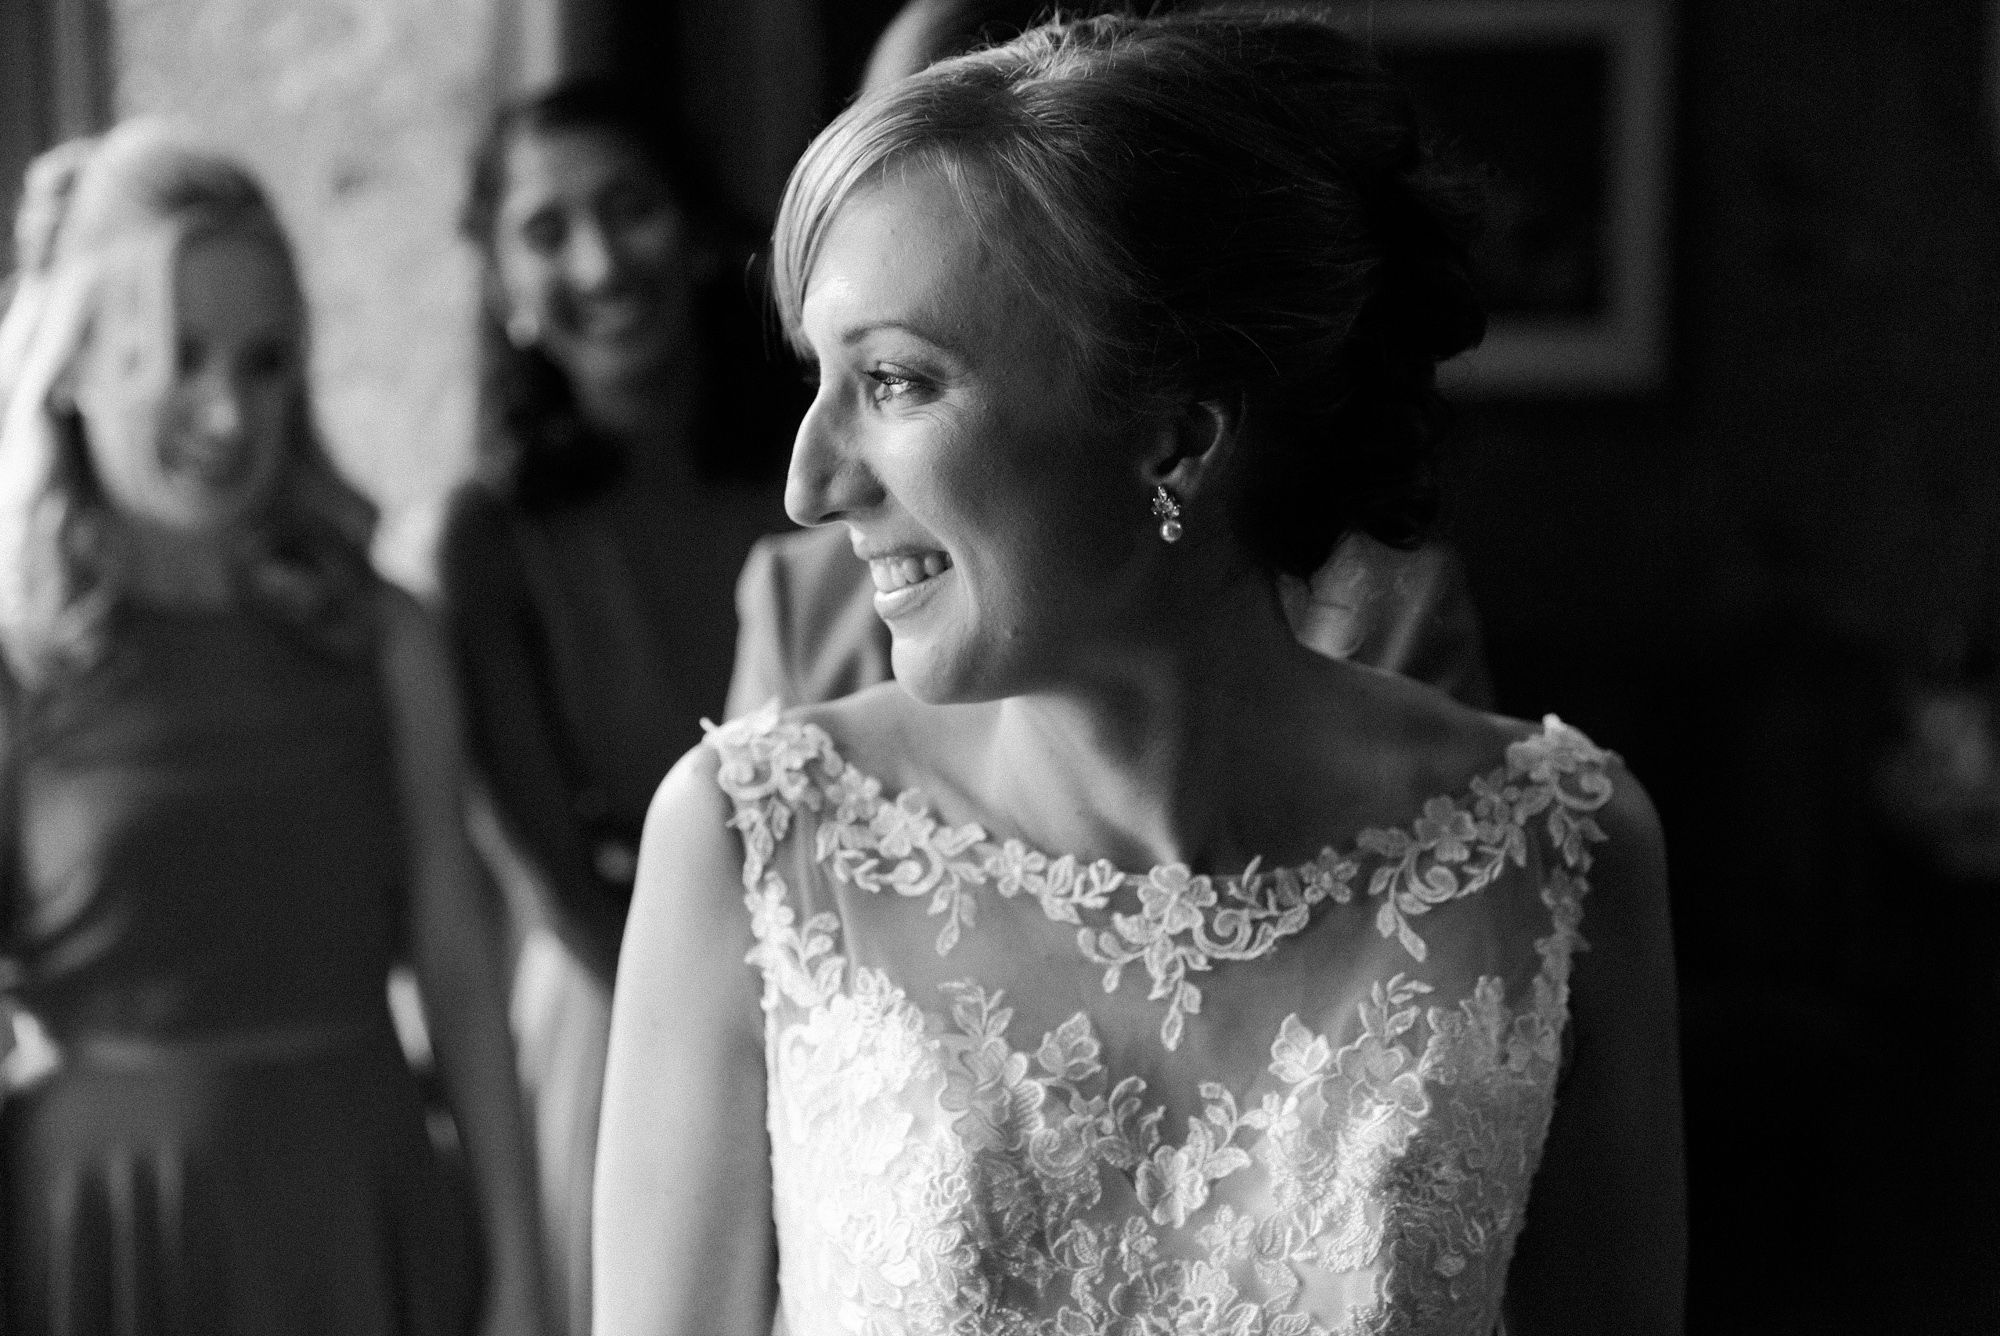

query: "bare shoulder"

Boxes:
[625, 744, 758, 972]
[1576, 750, 1670, 948]
[1296, 656, 1518, 808]
[788, 680, 977, 789]
[789, 678, 908, 741]
[1480, 701, 1667, 904]
[643, 740, 737, 883]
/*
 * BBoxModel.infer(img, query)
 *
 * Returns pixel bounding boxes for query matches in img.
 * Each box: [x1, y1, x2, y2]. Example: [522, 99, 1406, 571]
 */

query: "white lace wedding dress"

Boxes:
[710, 705, 1615, 1336]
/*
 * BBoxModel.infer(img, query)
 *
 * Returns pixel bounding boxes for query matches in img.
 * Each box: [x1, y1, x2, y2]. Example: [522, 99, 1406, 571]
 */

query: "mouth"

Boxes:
[573, 289, 666, 346]
[162, 434, 254, 490]
[864, 548, 954, 620]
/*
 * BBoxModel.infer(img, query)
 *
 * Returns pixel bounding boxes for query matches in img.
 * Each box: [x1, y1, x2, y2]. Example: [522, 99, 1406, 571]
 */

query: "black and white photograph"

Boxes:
[1, 1, 1995, 1334]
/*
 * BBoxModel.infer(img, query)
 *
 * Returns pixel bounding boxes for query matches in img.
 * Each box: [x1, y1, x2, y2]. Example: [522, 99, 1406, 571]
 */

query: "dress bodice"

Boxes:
[11, 606, 405, 1039]
[709, 707, 1616, 1336]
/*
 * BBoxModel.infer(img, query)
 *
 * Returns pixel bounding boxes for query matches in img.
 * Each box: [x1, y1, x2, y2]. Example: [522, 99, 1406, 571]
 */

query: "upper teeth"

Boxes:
[870, 552, 950, 593]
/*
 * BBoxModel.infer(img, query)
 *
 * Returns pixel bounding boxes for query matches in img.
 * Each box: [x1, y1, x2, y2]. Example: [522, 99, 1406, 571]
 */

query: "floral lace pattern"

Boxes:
[712, 707, 1613, 1336]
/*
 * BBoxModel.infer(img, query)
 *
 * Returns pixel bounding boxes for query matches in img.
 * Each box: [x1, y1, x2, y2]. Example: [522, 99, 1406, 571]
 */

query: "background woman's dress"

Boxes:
[1, 605, 476, 1336]
[439, 472, 782, 1336]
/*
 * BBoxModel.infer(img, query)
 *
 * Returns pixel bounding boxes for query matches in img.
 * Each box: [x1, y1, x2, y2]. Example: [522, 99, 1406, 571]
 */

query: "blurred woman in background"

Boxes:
[0, 120, 542, 1335]
[440, 77, 797, 1336]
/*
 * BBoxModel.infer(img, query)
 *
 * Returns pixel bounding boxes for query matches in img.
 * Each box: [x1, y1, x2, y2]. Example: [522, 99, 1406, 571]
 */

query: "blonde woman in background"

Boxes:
[0, 121, 543, 1335]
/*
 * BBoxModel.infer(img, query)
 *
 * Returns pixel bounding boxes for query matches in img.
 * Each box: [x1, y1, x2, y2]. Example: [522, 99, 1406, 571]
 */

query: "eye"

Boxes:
[601, 182, 674, 235]
[240, 339, 296, 381]
[518, 209, 565, 257]
[175, 335, 204, 377]
[798, 359, 821, 389]
[867, 368, 920, 404]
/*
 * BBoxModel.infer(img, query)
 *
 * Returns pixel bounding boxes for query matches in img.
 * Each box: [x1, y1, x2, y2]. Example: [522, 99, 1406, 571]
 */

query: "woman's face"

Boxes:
[73, 224, 300, 535]
[493, 127, 693, 394]
[787, 169, 1156, 704]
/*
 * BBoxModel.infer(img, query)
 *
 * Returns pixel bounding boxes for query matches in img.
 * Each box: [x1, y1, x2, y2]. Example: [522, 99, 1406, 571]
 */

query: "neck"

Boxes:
[122, 521, 237, 610]
[980, 562, 1321, 874]
[574, 343, 703, 493]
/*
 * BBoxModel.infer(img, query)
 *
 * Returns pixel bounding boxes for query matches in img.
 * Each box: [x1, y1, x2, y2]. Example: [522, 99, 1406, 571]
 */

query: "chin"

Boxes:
[574, 332, 676, 386]
[164, 484, 274, 537]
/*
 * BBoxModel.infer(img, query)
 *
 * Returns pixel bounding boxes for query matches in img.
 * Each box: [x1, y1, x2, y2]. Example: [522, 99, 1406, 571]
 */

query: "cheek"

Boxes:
[619, 217, 686, 273]
[77, 383, 166, 491]
[246, 387, 295, 471]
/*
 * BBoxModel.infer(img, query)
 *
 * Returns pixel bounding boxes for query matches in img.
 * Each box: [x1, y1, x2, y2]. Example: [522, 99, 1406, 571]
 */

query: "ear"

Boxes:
[1139, 396, 1240, 503]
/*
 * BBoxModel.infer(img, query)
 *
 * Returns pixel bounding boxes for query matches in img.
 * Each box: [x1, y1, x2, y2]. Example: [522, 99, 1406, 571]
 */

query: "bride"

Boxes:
[596, 11, 1684, 1334]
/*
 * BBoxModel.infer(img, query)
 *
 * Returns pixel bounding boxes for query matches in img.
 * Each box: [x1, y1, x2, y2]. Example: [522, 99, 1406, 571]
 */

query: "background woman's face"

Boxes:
[74, 224, 300, 535]
[787, 170, 1151, 704]
[493, 127, 693, 395]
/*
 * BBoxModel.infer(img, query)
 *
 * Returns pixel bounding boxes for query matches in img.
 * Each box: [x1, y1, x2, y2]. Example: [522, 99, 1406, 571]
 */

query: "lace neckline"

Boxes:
[713, 705, 1616, 1050]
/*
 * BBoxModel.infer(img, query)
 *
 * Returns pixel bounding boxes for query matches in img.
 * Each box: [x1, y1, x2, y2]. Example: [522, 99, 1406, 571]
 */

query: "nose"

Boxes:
[197, 374, 245, 441]
[565, 221, 617, 293]
[784, 386, 882, 528]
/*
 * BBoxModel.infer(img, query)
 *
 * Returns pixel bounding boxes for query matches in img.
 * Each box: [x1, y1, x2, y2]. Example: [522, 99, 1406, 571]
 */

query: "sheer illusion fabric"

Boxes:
[709, 705, 1616, 1336]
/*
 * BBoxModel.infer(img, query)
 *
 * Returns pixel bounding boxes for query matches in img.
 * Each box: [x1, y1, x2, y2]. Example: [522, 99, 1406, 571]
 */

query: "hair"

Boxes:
[1, 136, 100, 415]
[861, 0, 1058, 93]
[0, 118, 378, 681]
[774, 7, 1486, 577]
[460, 76, 789, 505]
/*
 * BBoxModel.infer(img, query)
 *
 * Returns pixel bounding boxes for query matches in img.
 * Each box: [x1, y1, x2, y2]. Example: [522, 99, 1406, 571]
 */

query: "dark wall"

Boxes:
[0, 0, 112, 249]
[1446, 3, 2000, 1330]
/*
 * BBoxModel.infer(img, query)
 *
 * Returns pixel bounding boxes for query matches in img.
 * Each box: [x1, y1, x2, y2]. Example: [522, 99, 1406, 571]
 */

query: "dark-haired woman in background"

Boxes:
[438, 78, 795, 1336]
[601, 11, 1682, 1334]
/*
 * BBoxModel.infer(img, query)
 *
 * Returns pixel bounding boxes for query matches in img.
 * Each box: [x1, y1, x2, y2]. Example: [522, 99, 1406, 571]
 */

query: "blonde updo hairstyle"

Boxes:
[772, 8, 1485, 578]
[0, 119, 377, 681]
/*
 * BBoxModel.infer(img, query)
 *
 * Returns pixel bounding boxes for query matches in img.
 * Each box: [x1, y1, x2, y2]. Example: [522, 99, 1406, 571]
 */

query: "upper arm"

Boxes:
[375, 585, 499, 960]
[378, 583, 469, 866]
[1505, 764, 1685, 1332]
[595, 744, 775, 1336]
[433, 495, 568, 800]
[433, 494, 623, 978]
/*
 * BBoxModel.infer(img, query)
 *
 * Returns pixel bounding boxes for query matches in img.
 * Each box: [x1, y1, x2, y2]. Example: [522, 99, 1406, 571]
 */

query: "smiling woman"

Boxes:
[597, 12, 1684, 1336]
[782, 169, 1142, 702]
[78, 227, 298, 543]
[437, 77, 800, 1336]
[0, 119, 543, 1336]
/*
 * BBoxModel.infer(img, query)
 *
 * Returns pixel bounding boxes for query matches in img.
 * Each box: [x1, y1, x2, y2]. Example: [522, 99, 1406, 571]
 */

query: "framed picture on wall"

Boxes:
[1335, 1, 1673, 396]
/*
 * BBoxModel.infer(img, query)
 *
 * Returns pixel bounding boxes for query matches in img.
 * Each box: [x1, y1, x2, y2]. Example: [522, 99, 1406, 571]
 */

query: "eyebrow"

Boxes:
[838, 318, 968, 360]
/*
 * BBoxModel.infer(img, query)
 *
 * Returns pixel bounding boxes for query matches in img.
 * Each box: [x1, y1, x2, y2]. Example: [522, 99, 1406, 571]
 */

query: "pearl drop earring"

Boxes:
[1151, 485, 1183, 543]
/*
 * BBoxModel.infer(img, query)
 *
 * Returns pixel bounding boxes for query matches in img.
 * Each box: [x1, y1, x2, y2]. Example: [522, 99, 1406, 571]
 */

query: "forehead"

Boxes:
[502, 128, 659, 210]
[802, 167, 1030, 351]
[173, 226, 300, 334]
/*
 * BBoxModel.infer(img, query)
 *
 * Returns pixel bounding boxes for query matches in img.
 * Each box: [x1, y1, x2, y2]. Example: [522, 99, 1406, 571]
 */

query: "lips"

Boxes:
[576, 295, 652, 340]
[863, 548, 954, 622]
[162, 432, 254, 488]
